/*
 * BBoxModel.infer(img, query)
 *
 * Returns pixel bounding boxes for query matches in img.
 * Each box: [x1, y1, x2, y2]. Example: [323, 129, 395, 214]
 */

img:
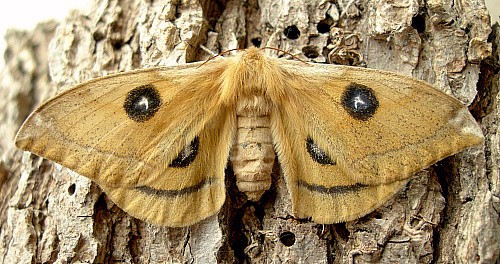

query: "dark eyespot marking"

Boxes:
[341, 83, 379, 121]
[169, 137, 199, 168]
[306, 137, 335, 165]
[124, 84, 162, 122]
[136, 177, 212, 197]
[298, 181, 367, 195]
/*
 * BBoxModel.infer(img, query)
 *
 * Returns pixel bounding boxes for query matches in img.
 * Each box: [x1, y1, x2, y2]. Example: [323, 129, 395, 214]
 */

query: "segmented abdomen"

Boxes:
[230, 97, 274, 201]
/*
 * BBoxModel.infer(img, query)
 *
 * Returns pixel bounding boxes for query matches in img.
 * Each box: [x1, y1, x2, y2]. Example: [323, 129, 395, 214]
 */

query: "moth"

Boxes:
[15, 47, 484, 227]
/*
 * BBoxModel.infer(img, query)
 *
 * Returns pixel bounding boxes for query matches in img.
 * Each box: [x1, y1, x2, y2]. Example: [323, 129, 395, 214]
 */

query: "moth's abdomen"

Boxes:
[230, 97, 274, 201]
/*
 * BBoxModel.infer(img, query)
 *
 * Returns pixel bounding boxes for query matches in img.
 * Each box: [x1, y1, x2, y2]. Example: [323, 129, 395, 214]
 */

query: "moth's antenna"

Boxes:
[261, 47, 307, 63]
[198, 47, 244, 68]
[216, 48, 243, 58]
[198, 46, 307, 68]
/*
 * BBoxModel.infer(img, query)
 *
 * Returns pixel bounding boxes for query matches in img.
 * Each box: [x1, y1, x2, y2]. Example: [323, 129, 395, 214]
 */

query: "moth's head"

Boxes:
[218, 47, 285, 104]
[238, 47, 267, 63]
[227, 47, 276, 82]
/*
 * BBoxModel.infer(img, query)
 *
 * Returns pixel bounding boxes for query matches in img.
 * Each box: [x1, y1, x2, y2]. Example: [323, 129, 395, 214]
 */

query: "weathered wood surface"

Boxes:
[0, 0, 497, 263]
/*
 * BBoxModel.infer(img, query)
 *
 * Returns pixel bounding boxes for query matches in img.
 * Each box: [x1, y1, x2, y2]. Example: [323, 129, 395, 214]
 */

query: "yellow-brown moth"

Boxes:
[15, 47, 484, 227]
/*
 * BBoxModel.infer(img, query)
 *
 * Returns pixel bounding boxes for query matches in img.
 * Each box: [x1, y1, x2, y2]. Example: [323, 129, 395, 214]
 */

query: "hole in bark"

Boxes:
[284, 25, 300, 40]
[251, 37, 262, 47]
[372, 211, 383, 219]
[279, 231, 296, 246]
[412, 14, 426, 33]
[302, 46, 320, 58]
[68, 183, 76, 195]
[317, 18, 332, 34]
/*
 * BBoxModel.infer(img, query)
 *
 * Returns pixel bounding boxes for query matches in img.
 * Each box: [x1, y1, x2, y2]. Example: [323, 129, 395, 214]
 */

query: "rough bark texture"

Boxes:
[0, 0, 498, 263]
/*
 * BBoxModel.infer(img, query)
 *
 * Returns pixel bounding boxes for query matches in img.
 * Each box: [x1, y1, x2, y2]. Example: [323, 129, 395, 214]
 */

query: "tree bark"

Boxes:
[0, 0, 498, 263]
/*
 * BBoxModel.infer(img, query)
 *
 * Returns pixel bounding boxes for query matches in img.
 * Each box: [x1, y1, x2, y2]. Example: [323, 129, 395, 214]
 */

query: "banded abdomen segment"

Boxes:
[230, 97, 274, 201]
